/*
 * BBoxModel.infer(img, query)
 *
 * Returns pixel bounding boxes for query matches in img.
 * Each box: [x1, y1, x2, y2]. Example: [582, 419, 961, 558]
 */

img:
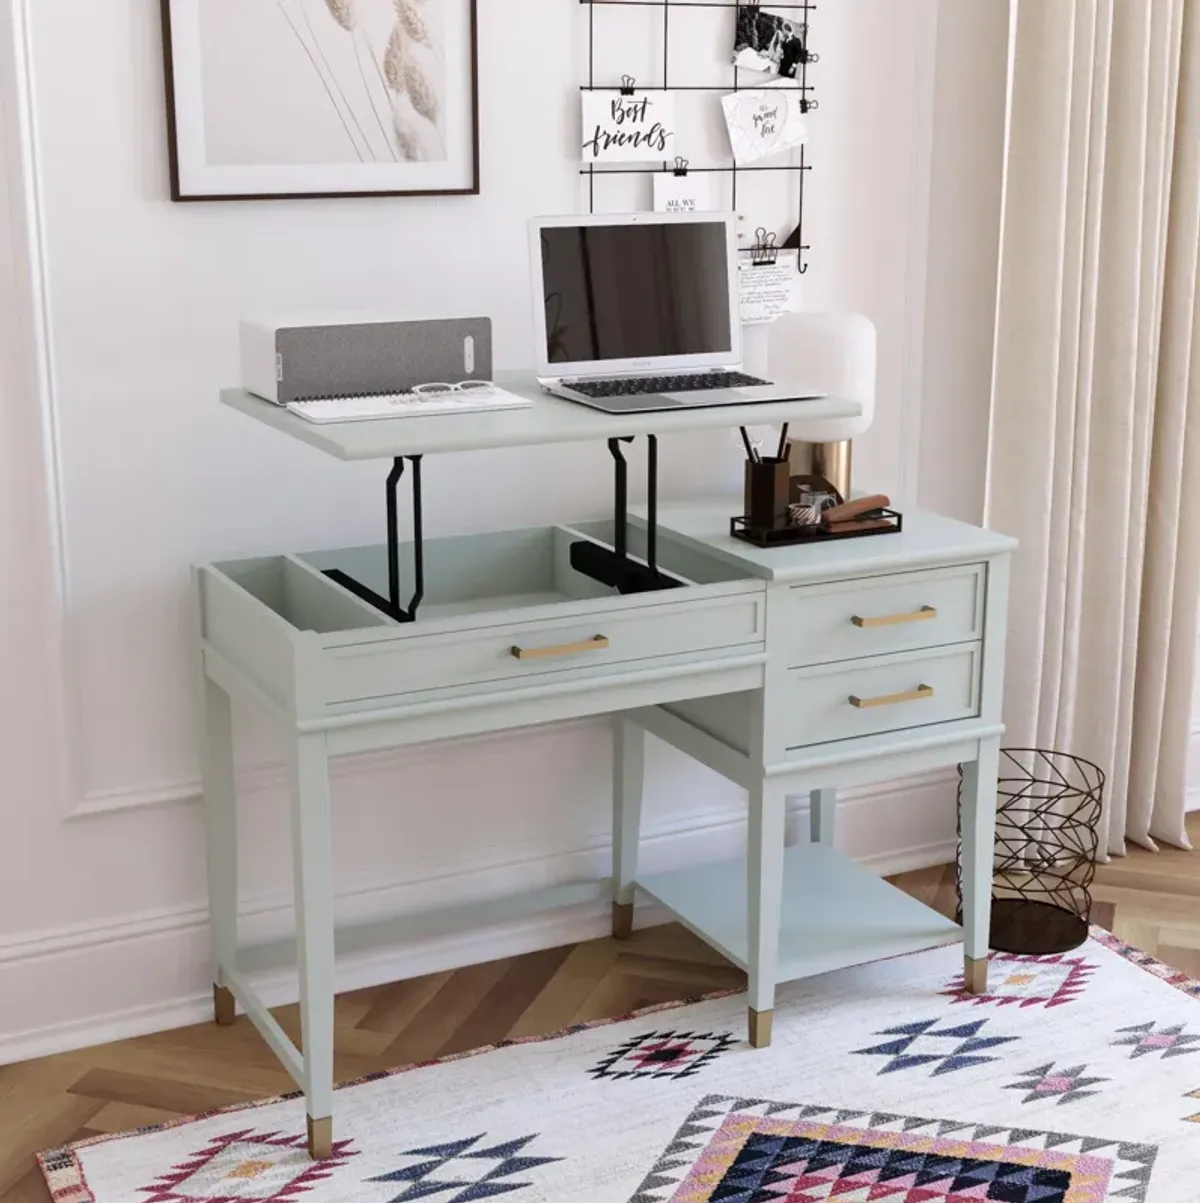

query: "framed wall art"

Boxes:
[159, 0, 479, 201]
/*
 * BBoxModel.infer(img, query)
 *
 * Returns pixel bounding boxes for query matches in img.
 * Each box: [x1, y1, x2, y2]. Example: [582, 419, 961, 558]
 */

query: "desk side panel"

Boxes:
[198, 565, 300, 714]
[979, 553, 1011, 724]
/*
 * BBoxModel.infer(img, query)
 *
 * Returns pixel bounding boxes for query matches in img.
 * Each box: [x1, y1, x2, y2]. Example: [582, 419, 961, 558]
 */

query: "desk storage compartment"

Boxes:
[783, 643, 981, 749]
[780, 564, 986, 668]
[302, 527, 764, 704]
[199, 555, 397, 712]
[208, 555, 395, 633]
[201, 526, 765, 716]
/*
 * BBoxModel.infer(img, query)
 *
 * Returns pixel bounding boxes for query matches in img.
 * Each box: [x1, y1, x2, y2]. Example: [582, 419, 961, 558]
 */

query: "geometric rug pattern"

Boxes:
[589, 1031, 738, 1082]
[1005, 1063, 1109, 1108]
[366, 1134, 562, 1203]
[852, 1017, 1020, 1077]
[1111, 1023, 1200, 1061]
[39, 931, 1200, 1202]
[630, 1094, 1157, 1202]
[136, 1129, 358, 1202]
[941, 953, 1097, 1010]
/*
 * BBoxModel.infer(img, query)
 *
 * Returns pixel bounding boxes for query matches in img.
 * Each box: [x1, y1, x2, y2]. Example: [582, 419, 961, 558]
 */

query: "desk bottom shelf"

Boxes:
[636, 843, 963, 984]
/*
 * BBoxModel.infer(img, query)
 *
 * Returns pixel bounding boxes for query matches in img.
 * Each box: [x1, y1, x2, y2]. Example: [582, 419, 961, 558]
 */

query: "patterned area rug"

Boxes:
[41, 931, 1200, 1202]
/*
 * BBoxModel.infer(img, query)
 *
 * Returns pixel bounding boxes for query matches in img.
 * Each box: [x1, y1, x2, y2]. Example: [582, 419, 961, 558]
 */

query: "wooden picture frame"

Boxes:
[160, 0, 479, 201]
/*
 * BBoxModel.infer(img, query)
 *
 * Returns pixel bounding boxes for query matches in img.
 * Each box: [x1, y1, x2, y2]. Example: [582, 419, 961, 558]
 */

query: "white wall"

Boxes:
[0, 0, 1009, 1061]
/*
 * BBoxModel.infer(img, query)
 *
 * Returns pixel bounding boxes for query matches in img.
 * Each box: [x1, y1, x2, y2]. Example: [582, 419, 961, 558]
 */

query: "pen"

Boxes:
[777, 424, 790, 462]
[741, 427, 760, 464]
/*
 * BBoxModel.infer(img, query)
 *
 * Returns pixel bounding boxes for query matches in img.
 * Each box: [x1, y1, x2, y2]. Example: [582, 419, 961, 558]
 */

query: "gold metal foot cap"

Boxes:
[308, 1115, 333, 1161]
[964, 956, 990, 996]
[612, 901, 634, 941]
[749, 1008, 774, 1049]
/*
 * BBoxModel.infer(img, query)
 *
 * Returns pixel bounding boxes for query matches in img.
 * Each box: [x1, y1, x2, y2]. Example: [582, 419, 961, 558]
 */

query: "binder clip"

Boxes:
[620, 74, 637, 96]
[673, 156, 690, 177]
[799, 98, 819, 114]
[751, 228, 779, 267]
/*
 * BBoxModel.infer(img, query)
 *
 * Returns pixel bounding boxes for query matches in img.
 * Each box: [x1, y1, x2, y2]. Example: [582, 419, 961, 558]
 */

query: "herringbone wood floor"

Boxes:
[3, 820, 1198, 1202]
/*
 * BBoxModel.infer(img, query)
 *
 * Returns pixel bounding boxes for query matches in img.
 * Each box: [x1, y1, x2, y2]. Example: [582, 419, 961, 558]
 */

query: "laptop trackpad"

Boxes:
[594, 394, 684, 411]
[663, 390, 741, 405]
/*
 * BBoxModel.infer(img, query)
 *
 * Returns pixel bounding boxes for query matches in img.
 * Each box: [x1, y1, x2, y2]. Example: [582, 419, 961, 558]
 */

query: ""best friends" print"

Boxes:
[582, 89, 677, 163]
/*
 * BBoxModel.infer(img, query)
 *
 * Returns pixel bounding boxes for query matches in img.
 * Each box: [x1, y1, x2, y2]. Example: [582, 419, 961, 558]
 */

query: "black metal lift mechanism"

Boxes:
[321, 436, 678, 624]
[322, 456, 425, 623]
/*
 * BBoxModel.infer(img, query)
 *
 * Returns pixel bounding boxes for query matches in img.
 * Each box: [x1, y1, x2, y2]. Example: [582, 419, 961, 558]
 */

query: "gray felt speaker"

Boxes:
[240, 316, 493, 404]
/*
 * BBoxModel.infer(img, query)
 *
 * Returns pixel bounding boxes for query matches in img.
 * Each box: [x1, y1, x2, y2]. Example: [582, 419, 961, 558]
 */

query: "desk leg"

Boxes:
[960, 737, 1000, 995]
[202, 678, 238, 1027]
[748, 777, 787, 1047]
[612, 716, 645, 940]
[290, 733, 336, 1159]
[809, 788, 837, 847]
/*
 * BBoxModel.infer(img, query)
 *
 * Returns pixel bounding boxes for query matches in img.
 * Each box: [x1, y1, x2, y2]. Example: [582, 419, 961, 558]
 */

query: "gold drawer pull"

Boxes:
[511, 635, 610, 661]
[851, 605, 938, 629]
[849, 684, 935, 710]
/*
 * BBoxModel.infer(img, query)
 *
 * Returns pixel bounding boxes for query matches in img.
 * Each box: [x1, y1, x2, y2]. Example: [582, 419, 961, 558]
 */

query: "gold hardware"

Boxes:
[848, 684, 935, 710]
[510, 635, 610, 661]
[851, 605, 938, 629]
[749, 1007, 774, 1048]
[307, 1115, 333, 1161]
[964, 956, 989, 995]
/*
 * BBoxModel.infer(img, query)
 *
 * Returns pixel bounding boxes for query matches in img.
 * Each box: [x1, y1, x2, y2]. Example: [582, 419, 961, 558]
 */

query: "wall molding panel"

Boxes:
[3, 0, 87, 825]
[69, 718, 611, 820]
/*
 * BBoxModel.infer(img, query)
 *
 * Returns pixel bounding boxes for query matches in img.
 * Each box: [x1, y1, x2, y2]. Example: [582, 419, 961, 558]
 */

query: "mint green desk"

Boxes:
[200, 376, 1013, 1158]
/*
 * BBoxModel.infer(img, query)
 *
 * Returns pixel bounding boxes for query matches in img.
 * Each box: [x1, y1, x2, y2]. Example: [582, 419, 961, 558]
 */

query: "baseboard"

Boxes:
[859, 837, 957, 876]
[2, 769, 959, 1065]
[0, 896, 673, 1068]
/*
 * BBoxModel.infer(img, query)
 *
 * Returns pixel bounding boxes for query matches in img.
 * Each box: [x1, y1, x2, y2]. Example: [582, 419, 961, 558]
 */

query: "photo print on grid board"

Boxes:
[733, 5, 815, 78]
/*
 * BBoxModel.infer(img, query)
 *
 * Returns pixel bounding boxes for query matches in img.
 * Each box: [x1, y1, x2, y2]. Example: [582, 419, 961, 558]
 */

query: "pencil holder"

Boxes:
[744, 459, 791, 530]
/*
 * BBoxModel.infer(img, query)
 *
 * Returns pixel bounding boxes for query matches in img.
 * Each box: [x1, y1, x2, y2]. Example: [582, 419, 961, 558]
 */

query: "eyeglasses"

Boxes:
[411, 381, 495, 397]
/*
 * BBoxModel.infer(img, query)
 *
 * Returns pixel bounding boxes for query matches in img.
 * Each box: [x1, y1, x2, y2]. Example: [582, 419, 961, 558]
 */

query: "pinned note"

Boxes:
[722, 86, 807, 165]
[653, 169, 712, 214]
[739, 251, 803, 324]
[582, 84, 677, 164]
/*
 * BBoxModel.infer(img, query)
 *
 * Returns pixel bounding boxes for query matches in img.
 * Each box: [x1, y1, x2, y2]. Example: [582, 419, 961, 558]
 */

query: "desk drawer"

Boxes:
[203, 526, 766, 718]
[781, 564, 985, 667]
[323, 591, 764, 703]
[783, 644, 981, 749]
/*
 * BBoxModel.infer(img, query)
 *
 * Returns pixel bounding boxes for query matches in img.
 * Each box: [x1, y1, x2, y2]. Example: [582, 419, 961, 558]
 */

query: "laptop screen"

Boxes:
[539, 220, 734, 365]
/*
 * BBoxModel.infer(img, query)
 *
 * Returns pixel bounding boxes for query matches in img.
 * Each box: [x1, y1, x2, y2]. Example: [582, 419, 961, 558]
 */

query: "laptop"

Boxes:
[530, 211, 825, 413]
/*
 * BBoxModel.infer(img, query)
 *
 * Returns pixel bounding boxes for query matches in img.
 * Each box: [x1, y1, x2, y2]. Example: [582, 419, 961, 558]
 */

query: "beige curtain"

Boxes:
[988, 0, 1200, 856]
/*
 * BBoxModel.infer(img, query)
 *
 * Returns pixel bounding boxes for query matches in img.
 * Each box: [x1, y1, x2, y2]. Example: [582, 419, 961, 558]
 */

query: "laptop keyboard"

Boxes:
[569, 371, 771, 398]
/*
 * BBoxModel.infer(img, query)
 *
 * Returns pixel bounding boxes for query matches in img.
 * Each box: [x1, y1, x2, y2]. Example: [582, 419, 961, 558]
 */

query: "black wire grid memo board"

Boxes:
[580, 0, 817, 273]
